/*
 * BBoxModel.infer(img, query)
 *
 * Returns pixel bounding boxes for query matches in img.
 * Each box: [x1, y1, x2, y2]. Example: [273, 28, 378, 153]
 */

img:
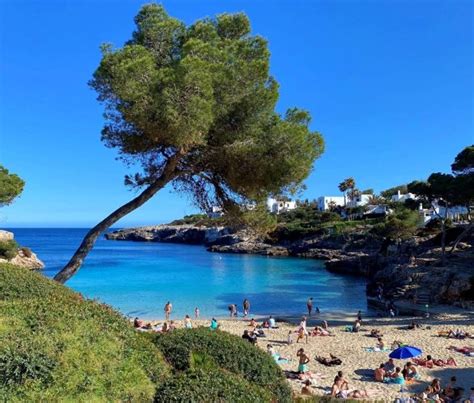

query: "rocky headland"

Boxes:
[106, 223, 474, 308]
[0, 230, 44, 270]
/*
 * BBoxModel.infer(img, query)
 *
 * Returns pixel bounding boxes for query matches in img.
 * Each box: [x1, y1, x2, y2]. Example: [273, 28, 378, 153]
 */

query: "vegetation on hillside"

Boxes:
[0, 263, 168, 401]
[0, 263, 290, 401]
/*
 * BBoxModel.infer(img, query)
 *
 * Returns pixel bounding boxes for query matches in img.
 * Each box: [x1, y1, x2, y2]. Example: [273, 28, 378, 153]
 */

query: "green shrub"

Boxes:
[0, 263, 169, 401]
[153, 327, 291, 402]
[0, 240, 18, 260]
[155, 368, 272, 402]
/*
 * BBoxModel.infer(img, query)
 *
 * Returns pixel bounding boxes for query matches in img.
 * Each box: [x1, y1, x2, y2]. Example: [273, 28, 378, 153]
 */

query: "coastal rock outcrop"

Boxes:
[106, 225, 232, 245]
[0, 230, 44, 270]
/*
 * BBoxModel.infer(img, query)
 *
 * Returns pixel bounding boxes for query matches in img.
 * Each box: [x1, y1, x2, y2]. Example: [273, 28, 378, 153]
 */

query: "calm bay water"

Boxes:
[10, 228, 368, 319]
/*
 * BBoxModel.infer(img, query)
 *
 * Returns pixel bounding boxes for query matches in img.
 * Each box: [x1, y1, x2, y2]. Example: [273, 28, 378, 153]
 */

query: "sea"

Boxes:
[9, 228, 369, 320]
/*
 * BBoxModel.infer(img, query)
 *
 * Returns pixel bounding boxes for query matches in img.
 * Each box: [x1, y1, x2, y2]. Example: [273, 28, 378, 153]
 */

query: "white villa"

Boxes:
[267, 198, 297, 214]
[346, 193, 372, 208]
[418, 203, 469, 226]
[316, 196, 345, 211]
[391, 190, 417, 203]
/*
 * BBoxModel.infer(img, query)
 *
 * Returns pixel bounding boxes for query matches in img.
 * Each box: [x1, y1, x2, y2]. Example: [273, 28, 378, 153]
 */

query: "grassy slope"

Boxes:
[0, 263, 169, 402]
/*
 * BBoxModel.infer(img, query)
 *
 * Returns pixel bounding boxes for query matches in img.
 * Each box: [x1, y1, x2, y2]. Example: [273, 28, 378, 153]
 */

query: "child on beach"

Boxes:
[287, 330, 293, 345]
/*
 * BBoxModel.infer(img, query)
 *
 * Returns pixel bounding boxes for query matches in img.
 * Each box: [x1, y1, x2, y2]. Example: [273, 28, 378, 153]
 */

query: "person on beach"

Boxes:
[384, 358, 395, 375]
[384, 367, 404, 384]
[194, 307, 199, 319]
[357, 310, 362, 322]
[243, 299, 250, 317]
[268, 315, 278, 328]
[301, 379, 313, 396]
[287, 330, 293, 345]
[403, 362, 419, 381]
[267, 344, 289, 364]
[134, 317, 145, 328]
[297, 348, 310, 374]
[164, 301, 172, 320]
[307, 297, 313, 316]
[352, 319, 361, 333]
[168, 320, 176, 331]
[441, 376, 457, 400]
[374, 363, 385, 382]
[242, 329, 257, 345]
[184, 315, 192, 329]
[249, 318, 257, 327]
[228, 304, 236, 317]
[375, 337, 385, 351]
[297, 317, 309, 343]
[210, 317, 219, 330]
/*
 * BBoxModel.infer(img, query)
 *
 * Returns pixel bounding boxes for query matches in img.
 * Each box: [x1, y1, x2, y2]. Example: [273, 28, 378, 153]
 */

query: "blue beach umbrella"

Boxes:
[389, 346, 422, 359]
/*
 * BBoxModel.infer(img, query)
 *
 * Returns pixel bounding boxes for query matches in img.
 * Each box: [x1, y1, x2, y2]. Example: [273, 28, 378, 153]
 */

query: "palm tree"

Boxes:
[338, 177, 356, 207]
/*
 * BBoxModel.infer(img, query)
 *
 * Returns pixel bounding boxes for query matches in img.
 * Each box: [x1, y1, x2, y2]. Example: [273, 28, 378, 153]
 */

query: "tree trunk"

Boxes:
[440, 206, 449, 266]
[54, 155, 180, 283]
[449, 221, 473, 254]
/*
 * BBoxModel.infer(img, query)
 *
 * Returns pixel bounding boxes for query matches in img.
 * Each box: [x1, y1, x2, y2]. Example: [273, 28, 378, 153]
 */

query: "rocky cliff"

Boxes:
[0, 230, 44, 270]
[105, 224, 232, 245]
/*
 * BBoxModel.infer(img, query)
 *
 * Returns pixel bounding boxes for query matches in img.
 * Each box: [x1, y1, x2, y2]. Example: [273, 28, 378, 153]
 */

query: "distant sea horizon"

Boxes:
[9, 228, 370, 320]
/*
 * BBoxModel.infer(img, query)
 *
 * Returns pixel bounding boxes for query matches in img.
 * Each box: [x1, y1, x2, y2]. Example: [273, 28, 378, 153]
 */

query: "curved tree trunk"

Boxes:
[54, 156, 180, 283]
[449, 221, 473, 254]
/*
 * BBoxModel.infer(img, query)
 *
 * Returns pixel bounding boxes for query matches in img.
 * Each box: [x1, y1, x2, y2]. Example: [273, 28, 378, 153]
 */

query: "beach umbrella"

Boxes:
[389, 346, 422, 359]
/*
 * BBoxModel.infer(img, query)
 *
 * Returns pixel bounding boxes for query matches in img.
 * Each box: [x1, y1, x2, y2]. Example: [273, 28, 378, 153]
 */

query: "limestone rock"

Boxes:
[0, 230, 44, 270]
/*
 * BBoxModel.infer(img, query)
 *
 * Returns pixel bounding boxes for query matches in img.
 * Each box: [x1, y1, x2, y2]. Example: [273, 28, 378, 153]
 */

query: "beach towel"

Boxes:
[365, 347, 391, 352]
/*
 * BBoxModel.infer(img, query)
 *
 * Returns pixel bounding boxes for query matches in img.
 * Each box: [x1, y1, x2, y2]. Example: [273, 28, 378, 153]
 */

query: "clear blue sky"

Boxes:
[1, 0, 472, 227]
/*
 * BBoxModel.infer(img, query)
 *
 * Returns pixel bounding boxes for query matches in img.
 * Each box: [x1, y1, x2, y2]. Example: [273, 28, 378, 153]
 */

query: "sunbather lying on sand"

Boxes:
[369, 329, 383, 338]
[413, 355, 457, 368]
[311, 326, 333, 336]
[447, 345, 474, 355]
[315, 354, 342, 366]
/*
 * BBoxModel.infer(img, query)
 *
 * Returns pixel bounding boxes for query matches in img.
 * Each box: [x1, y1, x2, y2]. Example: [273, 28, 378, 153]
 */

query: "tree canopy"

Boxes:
[55, 4, 324, 282]
[0, 165, 25, 206]
[91, 5, 323, 211]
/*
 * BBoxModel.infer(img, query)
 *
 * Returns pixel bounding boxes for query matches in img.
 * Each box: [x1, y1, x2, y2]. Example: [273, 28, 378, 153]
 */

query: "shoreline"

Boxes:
[139, 314, 474, 400]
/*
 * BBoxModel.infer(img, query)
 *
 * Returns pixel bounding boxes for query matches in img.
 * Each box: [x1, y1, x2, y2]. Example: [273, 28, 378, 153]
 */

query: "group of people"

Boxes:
[419, 376, 467, 402]
[228, 299, 251, 317]
[373, 358, 419, 385]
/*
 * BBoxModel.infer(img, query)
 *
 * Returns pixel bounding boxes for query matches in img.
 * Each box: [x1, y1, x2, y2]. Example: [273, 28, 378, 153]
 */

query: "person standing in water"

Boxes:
[307, 297, 314, 316]
[243, 299, 250, 317]
[194, 307, 200, 319]
[164, 301, 172, 321]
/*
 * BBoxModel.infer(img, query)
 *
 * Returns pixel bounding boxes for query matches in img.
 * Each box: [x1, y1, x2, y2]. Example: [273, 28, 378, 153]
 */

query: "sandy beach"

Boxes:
[146, 312, 474, 401]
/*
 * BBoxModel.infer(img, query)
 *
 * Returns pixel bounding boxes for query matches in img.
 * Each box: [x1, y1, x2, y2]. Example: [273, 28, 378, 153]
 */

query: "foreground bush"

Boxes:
[155, 368, 272, 402]
[0, 240, 18, 260]
[0, 263, 168, 401]
[153, 327, 292, 402]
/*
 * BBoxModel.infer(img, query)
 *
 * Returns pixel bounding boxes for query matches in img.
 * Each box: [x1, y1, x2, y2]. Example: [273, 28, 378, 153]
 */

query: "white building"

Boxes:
[208, 206, 224, 218]
[419, 203, 469, 226]
[347, 193, 372, 208]
[391, 190, 417, 203]
[267, 198, 297, 214]
[316, 196, 345, 211]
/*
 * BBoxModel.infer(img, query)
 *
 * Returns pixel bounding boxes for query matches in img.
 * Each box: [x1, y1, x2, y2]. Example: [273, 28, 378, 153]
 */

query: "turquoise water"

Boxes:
[10, 228, 368, 319]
